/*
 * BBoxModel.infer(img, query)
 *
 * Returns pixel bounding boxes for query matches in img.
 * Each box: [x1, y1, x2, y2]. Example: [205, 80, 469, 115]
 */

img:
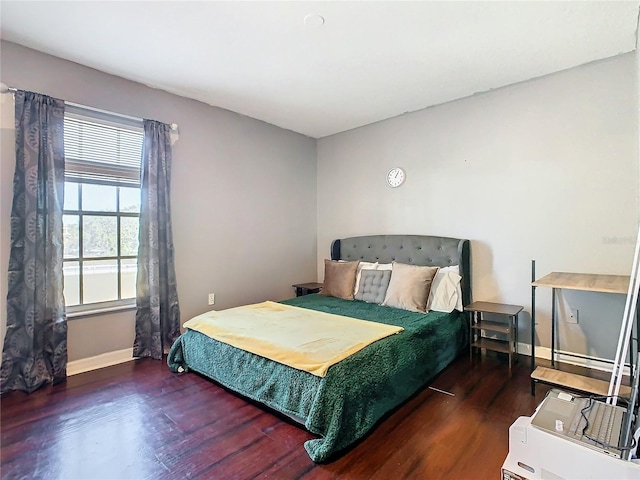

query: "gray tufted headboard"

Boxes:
[331, 234, 471, 308]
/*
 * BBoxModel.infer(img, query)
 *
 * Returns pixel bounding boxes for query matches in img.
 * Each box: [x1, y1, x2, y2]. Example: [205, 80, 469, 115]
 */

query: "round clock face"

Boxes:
[386, 167, 405, 188]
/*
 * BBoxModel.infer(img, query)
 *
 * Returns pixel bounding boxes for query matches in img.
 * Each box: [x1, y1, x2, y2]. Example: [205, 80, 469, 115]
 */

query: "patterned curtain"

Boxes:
[133, 120, 180, 359]
[1, 91, 67, 394]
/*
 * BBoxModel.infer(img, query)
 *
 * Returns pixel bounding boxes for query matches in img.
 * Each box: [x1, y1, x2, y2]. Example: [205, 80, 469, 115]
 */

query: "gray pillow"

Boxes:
[382, 262, 439, 312]
[355, 270, 391, 304]
[320, 259, 359, 300]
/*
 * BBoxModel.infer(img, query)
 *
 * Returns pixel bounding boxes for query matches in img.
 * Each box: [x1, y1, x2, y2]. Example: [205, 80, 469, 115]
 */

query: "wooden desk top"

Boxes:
[464, 301, 523, 316]
[532, 366, 631, 397]
[532, 272, 630, 294]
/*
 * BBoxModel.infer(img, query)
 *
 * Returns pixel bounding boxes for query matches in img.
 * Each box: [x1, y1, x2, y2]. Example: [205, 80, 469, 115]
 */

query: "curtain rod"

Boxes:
[0, 81, 178, 132]
[0, 82, 17, 94]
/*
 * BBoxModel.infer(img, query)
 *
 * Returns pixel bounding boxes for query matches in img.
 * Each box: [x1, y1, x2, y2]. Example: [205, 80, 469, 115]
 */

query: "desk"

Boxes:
[531, 271, 634, 396]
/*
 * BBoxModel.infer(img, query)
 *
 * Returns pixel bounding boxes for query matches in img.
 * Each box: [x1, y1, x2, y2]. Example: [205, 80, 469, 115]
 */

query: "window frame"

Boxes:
[62, 105, 143, 318]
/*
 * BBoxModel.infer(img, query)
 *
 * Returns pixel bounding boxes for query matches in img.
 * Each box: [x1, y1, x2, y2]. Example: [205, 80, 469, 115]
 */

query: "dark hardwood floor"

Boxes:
[1, 352, 552, 479]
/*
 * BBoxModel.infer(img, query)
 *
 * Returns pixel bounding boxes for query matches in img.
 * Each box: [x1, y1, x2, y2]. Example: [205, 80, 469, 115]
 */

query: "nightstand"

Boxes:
[292, 282, 323, 297]
[464, 301, 523, 369]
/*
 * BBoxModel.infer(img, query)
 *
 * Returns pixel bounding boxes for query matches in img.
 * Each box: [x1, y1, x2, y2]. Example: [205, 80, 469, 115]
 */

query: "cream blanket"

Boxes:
[182, 301, 403, 377]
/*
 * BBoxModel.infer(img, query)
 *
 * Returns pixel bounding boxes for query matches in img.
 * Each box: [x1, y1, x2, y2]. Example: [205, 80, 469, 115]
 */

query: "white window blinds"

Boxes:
[64, 107, 144, 187]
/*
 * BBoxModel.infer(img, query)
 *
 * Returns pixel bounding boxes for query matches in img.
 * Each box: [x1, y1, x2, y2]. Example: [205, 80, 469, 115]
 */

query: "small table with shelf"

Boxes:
[465, 301, 523, 370]
[292, 282, 323, 297]
[530, 271, 635, 397]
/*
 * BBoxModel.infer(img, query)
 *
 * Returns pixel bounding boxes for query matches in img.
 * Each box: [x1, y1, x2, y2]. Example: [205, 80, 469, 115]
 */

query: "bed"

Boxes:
[168, 234, 471, 462]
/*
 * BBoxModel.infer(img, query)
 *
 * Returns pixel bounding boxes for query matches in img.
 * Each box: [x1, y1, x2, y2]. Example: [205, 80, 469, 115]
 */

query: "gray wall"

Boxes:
[1, 41, 638, 366]
[0, 88, 13, 358]
[317, 53, 639, 362]
[0, 41, 317, 362]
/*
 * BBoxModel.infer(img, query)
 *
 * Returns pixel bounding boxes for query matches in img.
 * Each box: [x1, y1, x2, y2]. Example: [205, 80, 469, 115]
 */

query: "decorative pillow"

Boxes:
[354, 261, 379, 295]
[376, 263, 393, 271]
[427, 265, 463, 313]
[321, 259, 359, 300]
[382, 262, 439, 313]
[355, 270, 392, 304]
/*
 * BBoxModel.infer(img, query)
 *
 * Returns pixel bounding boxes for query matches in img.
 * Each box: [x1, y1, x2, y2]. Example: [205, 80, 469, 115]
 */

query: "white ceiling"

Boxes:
[1, 1, 639, 138]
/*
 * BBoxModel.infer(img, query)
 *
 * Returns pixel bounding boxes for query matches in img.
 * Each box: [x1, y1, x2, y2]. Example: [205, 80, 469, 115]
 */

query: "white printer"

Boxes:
[502, 414, 639, 479]
[502, 384, 639, 480]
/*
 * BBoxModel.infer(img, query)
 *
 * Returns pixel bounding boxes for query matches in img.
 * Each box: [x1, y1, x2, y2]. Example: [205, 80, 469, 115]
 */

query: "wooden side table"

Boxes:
[292, 282, 323, 297]
[465, 301, 523, 370]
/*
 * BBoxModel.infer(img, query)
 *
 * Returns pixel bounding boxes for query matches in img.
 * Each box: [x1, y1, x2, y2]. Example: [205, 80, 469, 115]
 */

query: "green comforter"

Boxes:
[167, 294, 467, 462]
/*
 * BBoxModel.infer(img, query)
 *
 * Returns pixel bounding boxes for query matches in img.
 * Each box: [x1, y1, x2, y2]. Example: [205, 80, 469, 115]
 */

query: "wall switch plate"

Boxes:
[208, 293, 215, 305]
[568, 308, 579, 324]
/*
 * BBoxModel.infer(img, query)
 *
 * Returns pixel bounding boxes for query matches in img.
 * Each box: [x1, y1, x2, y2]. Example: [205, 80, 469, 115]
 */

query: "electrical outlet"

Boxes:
[208, 293, 215, 305]
[567, 308, 579, 324]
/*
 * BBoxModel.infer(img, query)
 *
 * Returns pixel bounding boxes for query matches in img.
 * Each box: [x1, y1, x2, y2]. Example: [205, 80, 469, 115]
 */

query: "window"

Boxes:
[62, 106, 144, 314]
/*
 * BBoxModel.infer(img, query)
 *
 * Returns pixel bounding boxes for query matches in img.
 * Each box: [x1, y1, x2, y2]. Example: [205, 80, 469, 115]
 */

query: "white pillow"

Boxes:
[376, 263, 393, 271]
[427, 265, 463, 313]
[354, 261, 378, 295]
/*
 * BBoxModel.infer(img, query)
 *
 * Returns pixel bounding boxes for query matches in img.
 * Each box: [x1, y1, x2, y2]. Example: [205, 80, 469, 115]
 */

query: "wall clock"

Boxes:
[386, 167, 406, 188]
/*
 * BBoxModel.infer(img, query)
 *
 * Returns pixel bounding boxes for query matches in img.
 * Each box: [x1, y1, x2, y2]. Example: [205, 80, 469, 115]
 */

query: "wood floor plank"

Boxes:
[1, 352, 549, 479]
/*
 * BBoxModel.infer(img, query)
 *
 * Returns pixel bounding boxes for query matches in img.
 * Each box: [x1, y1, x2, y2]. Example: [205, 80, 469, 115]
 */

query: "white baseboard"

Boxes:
[67, 348, 134, 376]
[67, 344, 630, 377]
[516, 342, 631, 376]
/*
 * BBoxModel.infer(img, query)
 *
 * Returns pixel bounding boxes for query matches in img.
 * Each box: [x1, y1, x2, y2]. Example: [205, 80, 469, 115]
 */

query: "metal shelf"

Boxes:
[471, 320, 511, 335]
[471, 337, 511, 354]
